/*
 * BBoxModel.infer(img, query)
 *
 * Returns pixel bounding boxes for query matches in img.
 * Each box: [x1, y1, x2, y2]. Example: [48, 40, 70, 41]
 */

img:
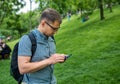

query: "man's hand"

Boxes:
[48, 54, 66, 64]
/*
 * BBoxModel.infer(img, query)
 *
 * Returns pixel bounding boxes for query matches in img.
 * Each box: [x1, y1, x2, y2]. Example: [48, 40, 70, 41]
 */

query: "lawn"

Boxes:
[0, 5, 120, 84]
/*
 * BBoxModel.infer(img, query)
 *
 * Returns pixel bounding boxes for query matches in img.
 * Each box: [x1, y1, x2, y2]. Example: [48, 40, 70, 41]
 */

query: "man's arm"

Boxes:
[18, 53, 65, 74]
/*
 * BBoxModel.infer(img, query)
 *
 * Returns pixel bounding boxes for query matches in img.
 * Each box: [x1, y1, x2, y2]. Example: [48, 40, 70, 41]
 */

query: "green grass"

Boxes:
[54, 5, 120, 84]
[0, 5, 120, 84]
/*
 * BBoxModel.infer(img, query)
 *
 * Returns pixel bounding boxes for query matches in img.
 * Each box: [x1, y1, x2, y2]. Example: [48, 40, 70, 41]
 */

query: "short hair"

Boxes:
[39, 8, 62, 24]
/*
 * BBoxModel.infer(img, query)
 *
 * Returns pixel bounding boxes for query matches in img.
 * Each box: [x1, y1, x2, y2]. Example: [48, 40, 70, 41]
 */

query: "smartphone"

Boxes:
[65, 54, 72, 60]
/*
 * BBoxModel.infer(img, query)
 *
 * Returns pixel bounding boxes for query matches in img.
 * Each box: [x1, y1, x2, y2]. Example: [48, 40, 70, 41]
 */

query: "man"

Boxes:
[18, 8, 66, 84]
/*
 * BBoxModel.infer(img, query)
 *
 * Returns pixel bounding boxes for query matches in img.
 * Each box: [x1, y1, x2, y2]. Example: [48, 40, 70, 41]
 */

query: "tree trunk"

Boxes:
[98, 0, 105, 20]
[108, 0, 112, 12]
[29, 0, 32, 32]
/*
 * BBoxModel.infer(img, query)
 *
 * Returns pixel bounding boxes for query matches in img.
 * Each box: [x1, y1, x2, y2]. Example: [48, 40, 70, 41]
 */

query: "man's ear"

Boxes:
[41, 20, 46, 26]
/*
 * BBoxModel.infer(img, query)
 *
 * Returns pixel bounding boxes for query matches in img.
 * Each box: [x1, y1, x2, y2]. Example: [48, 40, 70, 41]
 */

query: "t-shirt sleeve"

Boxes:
[18, 35, 32, 57]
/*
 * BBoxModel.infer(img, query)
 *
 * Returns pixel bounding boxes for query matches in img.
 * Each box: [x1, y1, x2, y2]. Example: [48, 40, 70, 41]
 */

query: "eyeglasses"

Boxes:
[45, 21, 59, 31]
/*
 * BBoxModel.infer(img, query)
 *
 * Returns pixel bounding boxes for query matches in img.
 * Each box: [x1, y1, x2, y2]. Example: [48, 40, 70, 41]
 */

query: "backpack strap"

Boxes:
[51, 36, 56, 44]
[28, 32, 37, 57]
[28, 32, 54, 57]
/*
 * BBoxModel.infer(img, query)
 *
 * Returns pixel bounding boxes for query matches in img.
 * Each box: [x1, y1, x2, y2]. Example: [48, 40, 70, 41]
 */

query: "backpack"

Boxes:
[10, 32, 37, 84]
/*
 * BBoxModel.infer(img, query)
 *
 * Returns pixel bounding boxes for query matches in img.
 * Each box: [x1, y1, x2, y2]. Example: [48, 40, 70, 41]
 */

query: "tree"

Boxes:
[98, 0, 105, 20]
[105, 0, 113, 12]
[29, 0, 32, 31]
[0, 0, 25, 26]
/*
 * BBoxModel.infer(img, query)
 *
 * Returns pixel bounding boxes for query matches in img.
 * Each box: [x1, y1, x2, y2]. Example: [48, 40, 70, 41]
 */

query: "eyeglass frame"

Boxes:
[45, 21, 60, 31]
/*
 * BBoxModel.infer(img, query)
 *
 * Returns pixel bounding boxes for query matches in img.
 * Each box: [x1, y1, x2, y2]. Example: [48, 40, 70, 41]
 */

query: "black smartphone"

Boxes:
[65, 54, 72, 60]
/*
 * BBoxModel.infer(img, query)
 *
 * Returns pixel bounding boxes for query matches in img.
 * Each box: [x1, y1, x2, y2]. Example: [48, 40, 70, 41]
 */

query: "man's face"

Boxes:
[44, 20, 60, 36]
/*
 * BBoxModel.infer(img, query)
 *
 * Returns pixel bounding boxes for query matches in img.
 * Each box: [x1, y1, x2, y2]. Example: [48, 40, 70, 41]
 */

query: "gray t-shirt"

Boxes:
[18, 29, 56, 84]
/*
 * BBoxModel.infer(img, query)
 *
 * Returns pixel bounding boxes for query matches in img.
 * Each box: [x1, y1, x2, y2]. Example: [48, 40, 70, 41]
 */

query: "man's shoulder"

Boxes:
[19, 35, 30, 43]
[21, 34, 29, 40]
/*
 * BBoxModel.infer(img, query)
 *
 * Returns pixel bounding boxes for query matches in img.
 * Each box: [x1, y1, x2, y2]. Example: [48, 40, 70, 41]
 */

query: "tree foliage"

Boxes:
[0, 0, 25, 26]
[1, 0, 120, 40]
